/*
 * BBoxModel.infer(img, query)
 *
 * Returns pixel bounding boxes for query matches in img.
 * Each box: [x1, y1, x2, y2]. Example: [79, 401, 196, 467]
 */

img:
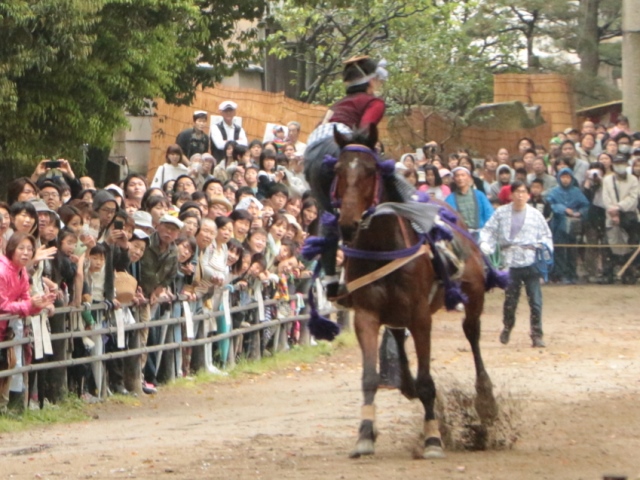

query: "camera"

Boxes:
[587, 169, 601, 180]
[113, 220, 124, 230]
[422, 142, 438, 160]
[45, 160, 62, 169]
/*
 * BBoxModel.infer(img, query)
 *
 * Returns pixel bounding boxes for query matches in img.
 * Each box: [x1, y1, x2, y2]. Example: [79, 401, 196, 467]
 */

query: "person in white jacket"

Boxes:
[480, 181, 553, 348]
[601, 154, 639, 283]
[150, 145, 189, 189]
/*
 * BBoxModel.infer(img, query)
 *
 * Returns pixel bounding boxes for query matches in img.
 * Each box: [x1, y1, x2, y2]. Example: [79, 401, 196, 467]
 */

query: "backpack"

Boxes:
[534, 244, 554, 283]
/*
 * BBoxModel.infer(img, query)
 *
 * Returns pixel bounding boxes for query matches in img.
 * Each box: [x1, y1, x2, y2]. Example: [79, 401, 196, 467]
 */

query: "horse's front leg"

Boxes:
[350, 309, 380, 458]
[410, 312, 446, 459]
[462, 280, 498, 423]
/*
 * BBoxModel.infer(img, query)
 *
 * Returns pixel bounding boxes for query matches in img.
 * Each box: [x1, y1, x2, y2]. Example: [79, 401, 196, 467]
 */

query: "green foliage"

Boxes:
[380, 2, 496, 116]
[266, 0, 501, 115]
[266, 0, 435, 104]
[0, 0, 265, 175]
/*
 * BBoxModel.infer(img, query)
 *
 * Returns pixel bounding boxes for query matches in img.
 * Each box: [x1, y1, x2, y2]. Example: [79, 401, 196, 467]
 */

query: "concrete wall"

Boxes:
[110, 114, 154, 176]
[622, 0, 640, 130]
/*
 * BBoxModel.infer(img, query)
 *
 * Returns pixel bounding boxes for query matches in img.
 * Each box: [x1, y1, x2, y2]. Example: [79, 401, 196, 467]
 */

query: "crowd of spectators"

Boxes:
[398, 115, 640, 285]
[0, 100, 638, 414]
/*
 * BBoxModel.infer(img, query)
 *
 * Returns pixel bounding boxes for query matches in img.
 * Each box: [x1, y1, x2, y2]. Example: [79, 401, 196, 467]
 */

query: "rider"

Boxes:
[304, 56, 389, 299]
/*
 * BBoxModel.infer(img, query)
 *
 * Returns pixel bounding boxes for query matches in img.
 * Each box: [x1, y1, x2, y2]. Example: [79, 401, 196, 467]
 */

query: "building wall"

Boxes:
[493, 73, 576, 135]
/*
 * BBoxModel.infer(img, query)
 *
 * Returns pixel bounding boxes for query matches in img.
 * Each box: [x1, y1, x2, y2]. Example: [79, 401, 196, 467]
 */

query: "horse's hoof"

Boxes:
[350, 439, 375, 458]
[422, 445, 446, 459]
[423, 437, 445, 459]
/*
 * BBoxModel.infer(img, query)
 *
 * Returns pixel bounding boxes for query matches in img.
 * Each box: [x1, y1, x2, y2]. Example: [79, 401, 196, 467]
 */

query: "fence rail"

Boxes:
[0, 297, 336, 382]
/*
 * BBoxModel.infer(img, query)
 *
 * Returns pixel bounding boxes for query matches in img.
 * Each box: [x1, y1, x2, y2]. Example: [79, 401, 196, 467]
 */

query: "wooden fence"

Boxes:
[149, 75, 572, 179]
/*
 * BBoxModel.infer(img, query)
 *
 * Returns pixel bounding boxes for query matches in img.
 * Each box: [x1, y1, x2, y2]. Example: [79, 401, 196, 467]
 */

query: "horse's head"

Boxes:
[332, 124, 380, 243]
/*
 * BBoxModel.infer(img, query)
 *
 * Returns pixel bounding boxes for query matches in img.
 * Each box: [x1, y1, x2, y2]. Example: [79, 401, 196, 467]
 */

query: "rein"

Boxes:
[342, 233, 426, 261]
[341, 217, 431, 294]
[333, 144, 429, 291]
[329, 144, 395, 214]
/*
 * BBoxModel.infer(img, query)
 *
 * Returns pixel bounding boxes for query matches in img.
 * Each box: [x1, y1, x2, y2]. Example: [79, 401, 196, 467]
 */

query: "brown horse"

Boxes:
[332, 126, 498, 459]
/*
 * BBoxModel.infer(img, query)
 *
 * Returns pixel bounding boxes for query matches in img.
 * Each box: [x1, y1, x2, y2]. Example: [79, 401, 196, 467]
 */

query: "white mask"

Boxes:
[619, 144, 631, 154]
[613, 164, 628, 175]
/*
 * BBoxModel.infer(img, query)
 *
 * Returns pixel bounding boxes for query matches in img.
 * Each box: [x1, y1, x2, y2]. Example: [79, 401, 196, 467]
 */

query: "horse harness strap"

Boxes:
[397, 216, 412, 248]
[346, 244, 431, 294]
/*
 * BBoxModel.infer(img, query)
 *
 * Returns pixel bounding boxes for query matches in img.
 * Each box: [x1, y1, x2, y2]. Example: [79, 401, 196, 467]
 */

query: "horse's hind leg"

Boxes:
[350, 310, 380, 458]
[410, 312, 445, 459]
[462, 281, 498, 423]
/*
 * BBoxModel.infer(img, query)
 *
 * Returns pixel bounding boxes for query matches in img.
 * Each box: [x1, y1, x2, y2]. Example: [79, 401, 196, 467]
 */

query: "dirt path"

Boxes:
[1, 285, 640, 480]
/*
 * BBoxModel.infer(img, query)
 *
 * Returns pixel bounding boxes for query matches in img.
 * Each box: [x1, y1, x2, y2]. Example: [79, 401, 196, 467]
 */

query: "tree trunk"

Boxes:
[578, 0, 600, 76]
[296, 44, 307, 101]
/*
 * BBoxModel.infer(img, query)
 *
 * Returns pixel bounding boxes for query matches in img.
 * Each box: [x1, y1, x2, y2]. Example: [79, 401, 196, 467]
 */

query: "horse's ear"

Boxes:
[367, 123, 378, 150]
[334, 124, 349, 149]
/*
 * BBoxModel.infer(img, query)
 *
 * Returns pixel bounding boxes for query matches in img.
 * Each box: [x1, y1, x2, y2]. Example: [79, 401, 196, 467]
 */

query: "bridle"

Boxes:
[329, 144, 395, 218]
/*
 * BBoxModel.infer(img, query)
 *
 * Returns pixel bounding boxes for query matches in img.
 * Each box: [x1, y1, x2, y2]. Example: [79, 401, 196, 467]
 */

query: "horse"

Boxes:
[331, 125, 498, 459]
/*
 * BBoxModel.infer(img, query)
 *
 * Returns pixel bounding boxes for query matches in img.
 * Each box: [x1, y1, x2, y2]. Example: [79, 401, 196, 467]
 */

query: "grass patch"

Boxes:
[170, 330, 357, 388]
[0, 396, 89, 434]
[0, 330, 358, 432]
[228, 340, 333, 378]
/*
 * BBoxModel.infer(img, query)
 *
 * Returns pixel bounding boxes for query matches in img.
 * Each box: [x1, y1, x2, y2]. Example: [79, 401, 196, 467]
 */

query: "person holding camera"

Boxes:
[601, 154, 639, 284]
[31, 159, 82, 202]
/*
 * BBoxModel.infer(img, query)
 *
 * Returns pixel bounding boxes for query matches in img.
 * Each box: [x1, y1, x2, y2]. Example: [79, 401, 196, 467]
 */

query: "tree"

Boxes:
[380, 3, 500, 116]
[465, 0, 574, 70]
[266, 0, 434, 103]
[465, 0, 622, 106]
[265, 0, 511, 115]
[0, 0, 265, 181]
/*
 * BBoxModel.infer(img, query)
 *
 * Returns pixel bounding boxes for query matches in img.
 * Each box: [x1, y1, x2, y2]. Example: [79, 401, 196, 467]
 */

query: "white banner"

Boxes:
[183, 301, 194, 340]
[114, 309, 125, 349]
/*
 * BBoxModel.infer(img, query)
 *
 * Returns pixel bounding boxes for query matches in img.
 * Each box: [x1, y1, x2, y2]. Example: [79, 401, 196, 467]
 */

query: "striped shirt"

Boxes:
[307, 123, 352, 147]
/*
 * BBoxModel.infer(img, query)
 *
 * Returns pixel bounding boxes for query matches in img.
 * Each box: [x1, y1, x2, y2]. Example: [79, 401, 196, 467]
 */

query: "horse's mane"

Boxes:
[348, 127, 377, 150]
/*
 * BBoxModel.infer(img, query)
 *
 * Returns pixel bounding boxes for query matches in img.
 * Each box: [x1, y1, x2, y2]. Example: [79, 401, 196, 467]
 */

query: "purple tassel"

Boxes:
[485, 267, 510, 291]
[307, 286, 340, 341]
[322, 154, 338, 168]
[321, 211, 338, 230]
[439, 207, 458, 225]
[301, 236, 328, 260]
[430, 224, 453, 243]
[415, 191, 431, 203]
[378, 159, 396, 178]
[444, 282, 468, 311]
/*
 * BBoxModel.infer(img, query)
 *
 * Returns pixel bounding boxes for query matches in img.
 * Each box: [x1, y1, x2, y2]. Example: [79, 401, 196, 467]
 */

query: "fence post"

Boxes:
[123, 330, 142, 395]
[41, 312, 68, 403]
[157, 325, 175, 383]
[336, 310, 351, 331]
[190, 318, 205, 373]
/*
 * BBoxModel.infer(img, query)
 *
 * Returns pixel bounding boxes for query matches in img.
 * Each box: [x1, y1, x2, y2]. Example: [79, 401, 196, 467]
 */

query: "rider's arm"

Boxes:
[359, 98, 386, 129]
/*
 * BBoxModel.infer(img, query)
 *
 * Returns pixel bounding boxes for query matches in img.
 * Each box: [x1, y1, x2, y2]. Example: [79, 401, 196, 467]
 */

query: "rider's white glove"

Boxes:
[479, 242, 493, 256]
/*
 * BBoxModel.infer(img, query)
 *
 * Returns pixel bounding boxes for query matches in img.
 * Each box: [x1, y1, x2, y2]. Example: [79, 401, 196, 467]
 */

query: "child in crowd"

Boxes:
[272, 126, 287, 151]
[528, 179, 551, 221]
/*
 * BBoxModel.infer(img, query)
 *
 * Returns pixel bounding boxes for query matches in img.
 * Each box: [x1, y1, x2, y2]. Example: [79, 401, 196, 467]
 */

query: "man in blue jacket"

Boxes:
[445, 166, 494, 239]
[546, 167, 590, 284]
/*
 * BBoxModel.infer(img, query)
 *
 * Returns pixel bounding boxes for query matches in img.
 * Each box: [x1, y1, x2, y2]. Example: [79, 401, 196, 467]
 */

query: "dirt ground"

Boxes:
[1, 285, 640, 480]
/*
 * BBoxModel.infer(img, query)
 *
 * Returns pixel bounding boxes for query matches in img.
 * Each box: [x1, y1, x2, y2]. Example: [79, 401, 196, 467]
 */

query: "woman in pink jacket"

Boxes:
[0, 233, 55, 414]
